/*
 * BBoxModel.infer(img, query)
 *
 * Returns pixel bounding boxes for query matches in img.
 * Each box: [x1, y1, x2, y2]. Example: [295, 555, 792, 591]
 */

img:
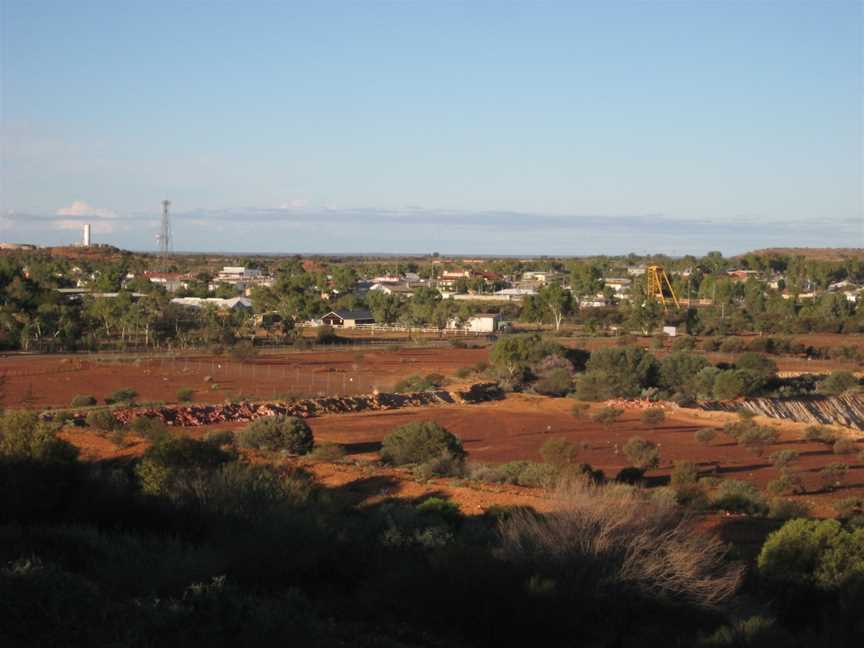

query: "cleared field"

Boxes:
[0, 346, 488, 408]
[308, 395, 864, 516]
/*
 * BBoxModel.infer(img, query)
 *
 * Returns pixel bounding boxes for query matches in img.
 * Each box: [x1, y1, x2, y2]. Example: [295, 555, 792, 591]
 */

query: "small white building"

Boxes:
[171, 297, 253, 310]
[448, 313, 501, 333]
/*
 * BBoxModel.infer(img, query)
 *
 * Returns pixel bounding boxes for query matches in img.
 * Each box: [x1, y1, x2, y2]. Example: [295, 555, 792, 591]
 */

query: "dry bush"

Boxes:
[496, 480, 743, 608]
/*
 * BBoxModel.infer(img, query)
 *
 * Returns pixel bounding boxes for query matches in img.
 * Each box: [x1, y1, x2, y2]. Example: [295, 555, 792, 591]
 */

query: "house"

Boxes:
[170, 297, 253, 310]
[438, 270, 471, 288]
[448, 313, 501, 333]
[320, 309, 375, 328]
[604, 278, 632, 294]
[521, 271, 556, 284]
[726, 270, 760, 282]
[369, 283, 415, 297]
[371, 274, 402, 284]
[580, 295, 610, 308]
[143, 271, 192, 293]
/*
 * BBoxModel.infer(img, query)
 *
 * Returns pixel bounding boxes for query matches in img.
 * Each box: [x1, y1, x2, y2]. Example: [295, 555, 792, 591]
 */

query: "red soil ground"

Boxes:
[307, 395, 864, 516]
[0, 346, 488, 408]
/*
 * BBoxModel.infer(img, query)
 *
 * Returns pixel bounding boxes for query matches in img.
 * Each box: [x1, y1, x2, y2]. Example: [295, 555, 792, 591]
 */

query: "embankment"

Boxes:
[699, 393, 864, 431]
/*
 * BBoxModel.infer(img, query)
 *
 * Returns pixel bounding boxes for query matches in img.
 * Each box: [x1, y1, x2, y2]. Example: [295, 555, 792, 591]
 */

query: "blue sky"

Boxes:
[1, 0, 861, 255]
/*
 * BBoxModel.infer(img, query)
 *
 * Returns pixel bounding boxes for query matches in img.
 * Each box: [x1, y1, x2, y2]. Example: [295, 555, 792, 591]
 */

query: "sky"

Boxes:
[1, 0, 862, 255]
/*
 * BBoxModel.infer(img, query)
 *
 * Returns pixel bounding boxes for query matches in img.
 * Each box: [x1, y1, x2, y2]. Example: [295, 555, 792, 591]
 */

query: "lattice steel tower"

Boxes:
[646, 265, 680, 310]
[157, 200, 172, 269]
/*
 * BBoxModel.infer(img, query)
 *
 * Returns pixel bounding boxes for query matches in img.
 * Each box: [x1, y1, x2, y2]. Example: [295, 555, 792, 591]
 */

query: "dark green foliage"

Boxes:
[177, 387, 195, 402]
[70, 394, 97, 407]
[592, 406, 624, 428]
[86, 409, 119, 432]
[0, 412, 78, 463]
[136, 437, 235, 498]
[734, 352, 777, 377]
[539, 437, 578, 469]
[130, 415, 170, 443]
[533, 367, 573, 396]
[106, 388, 138, 405]
[236, 416, 314, 455]
[393, 373, 446, 393]
[571, 401, 590, 419]
[695, 428, 716, 445]
[712, 480, 768, 515]
[314, 325, 339, 344]
[659, 351, 709, 394]
[579, 346, 659, 399]
[380, 421, 465, 466]
[817, 370, 860, 396]
[834, 497, 864, 527]
[640, 408, 665, 426]
[622, 437, 660, 470]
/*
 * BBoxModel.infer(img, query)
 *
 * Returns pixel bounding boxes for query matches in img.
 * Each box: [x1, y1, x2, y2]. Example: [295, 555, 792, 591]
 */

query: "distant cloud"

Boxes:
[56, 200, 117, 219]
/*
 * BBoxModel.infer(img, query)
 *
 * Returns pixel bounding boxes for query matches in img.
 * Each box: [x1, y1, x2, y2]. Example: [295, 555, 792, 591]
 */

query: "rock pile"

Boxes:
[64, 383, 503, 429]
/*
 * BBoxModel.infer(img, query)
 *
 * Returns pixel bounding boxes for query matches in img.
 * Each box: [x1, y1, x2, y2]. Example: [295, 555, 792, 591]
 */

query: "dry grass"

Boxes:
[496, 479, 743, 609]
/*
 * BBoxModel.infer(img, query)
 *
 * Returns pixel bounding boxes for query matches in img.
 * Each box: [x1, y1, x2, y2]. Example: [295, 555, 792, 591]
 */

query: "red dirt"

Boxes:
[0, 346, 488, 408]
[307, 395, 864, 516]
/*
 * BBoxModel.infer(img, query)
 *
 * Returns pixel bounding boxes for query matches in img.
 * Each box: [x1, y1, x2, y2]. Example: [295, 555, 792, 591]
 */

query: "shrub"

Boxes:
[670, 336, 697, 351]
[203, 429, 235, 447]
[105, 388, 138, 405]
[767, 498, 811, 520]
[413, 452, 467, 480]
[591, 406, 624, 429]
[833, 438, 856, 455]
[615, 466, 646, 485]
[85, 409, 118, 432]
[539, 437, 578, 469]
[130, 415, 170, 444]
[640, 408, 665, 427]
[767, 471, 804, 496]
[237, 416, 314, 455]
[622, 437, 660, 470]
[497, 479, 743, 608]
[177, 388, 195, 403]
[734, 352, 777, 378]
[758, 518, 864, 589]
[533, 368, 573, 397]
[695, 428, 716, 446]
[834, 496, 864, 527]
[579, 346, 659, 399]
[230, 340, 258, 360]
[454, 367, 472, 379]
[501, 461, 557, 487]
[769, 449, 799, 469]
[819, 463, 849, 491]
[315, 326, 339, 344]
[135, 437, 235, 499]
[70, 395, 97, 408]
[817, 370, 859, 396]
[737, 425, 780, 456]
[0, 411, 78, 463]
[803, 425, 837, 445]
[719, 337, 745, 354]
[416, 497, 462, 526]
[712, 480, 768, 515]
[571, 401, 590, 419]
[310, 442, 346, 462]
[670, 460, 699, 490]
[659, 351, 709, 394]
[380, 421, 465, 466]
[393, 373, 446, 393]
